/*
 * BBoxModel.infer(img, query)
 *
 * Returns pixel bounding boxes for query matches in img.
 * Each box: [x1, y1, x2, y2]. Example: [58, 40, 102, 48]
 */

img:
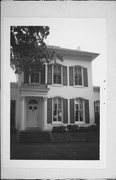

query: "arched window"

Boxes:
[53, 97, 63, 123]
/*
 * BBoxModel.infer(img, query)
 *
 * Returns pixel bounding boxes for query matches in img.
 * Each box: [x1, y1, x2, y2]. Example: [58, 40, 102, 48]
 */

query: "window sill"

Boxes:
[52, 122, 63, 125]
[75, 122, 86, 125]
[52, 84, 63, 87]
[74, 85, 84, 88]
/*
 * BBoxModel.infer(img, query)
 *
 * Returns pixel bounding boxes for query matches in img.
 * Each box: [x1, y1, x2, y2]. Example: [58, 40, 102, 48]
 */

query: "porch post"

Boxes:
[20, 96, 25, 130]
[43, 97, 47, 131]
[45, 63, 48, 84]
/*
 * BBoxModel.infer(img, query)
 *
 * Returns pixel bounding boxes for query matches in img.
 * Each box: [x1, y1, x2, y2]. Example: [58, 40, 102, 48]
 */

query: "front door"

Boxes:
[27, 99, 39, 128]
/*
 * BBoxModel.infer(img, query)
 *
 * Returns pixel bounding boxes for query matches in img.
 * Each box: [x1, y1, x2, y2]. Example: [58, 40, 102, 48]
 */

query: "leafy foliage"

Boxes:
[10, 26, 63, 73]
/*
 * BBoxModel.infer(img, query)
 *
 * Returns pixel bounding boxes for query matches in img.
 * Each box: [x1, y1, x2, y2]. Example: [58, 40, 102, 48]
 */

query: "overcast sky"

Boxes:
[10, 18, 106, 86]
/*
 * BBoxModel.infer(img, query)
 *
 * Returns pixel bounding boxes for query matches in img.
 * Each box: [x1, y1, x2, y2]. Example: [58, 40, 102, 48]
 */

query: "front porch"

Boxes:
[17, 83, 49, 131]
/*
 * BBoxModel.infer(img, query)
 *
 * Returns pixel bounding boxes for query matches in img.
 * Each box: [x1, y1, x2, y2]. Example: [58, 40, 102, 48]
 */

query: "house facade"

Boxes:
[10, 46, 99, 131]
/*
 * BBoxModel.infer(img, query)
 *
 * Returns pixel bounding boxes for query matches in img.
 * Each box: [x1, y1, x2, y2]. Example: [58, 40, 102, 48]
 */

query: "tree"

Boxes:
[10, 26, 63, 73]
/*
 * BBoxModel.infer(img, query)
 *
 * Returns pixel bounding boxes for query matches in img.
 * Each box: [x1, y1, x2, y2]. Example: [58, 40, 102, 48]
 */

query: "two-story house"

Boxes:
[10, 46, 99, 132]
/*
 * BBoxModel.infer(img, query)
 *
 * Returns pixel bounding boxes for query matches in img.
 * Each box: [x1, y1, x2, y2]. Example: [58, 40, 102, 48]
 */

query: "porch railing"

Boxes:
[20, 83, 48, 89]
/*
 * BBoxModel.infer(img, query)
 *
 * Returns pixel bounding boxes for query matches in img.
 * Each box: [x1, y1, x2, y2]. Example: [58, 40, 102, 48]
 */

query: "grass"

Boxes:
[10, 141, 99, 160]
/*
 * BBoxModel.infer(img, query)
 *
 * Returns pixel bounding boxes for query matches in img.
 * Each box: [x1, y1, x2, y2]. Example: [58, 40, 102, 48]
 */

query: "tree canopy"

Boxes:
[10, 26, 63, 73]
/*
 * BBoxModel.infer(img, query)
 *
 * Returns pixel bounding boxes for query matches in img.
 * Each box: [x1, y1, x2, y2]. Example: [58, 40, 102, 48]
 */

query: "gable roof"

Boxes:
[47, 45, 99, 61]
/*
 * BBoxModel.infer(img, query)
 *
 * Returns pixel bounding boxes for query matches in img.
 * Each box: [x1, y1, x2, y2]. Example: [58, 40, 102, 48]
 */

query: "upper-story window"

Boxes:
[69, 66, 88, 87]
[53, 64, 62, 84]
[74, 66, 83, 86]
[74, 98, 85, 122]
[53, 97, 63, 123]
[30, 71, 41, 83]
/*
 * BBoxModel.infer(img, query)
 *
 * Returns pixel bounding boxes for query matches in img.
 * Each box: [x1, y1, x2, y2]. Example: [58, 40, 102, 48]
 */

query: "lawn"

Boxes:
[10, 141, 99, 160]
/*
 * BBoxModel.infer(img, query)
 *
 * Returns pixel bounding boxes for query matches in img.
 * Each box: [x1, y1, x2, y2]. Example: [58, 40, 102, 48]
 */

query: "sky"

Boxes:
[10, 18, 107, 86]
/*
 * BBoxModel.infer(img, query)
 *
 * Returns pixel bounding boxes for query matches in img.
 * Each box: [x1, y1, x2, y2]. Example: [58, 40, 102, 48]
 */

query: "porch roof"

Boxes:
[19, 83, 49, 97]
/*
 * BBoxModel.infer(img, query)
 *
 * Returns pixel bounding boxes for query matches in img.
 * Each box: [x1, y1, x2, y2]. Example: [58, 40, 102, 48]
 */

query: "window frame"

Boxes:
[52, 64, 63, 86]
[52, 97, 63, 124]
[74, 98, 85, 124]
[73, 66, 84, 87]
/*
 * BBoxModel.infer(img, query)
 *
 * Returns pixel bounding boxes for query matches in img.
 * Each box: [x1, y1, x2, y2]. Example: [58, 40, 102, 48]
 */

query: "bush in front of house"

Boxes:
[78, 126, 89, 133]
[88, 124, 99, 132]
[52, 126, 66, 133]
[67, 125, 78, 132]
[78, 124, 99, 133]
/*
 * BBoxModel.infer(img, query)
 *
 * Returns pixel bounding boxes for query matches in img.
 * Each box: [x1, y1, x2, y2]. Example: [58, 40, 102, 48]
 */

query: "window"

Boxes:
[74, 99, 84, 122]
[30, 71, 41, 83]
[53, 64, 62, 84]
[74, 66, 83, 86]
[53, 98, 63, 123]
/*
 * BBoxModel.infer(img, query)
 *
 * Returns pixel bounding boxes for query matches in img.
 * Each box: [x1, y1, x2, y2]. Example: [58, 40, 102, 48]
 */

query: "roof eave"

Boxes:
[47, 46, 99, 61]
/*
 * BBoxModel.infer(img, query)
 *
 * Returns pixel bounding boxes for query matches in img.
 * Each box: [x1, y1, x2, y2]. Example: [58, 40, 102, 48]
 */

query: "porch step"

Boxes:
[19, 131, 51, 143]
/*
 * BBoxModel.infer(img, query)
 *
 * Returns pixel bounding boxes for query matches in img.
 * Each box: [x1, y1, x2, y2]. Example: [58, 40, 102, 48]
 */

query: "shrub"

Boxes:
[88, 124, 99, 132]
[67, 125, 78, 132]
[78, 126, 89, 132]
[52, 126, 66, 133]
[78, 125, 99, 133]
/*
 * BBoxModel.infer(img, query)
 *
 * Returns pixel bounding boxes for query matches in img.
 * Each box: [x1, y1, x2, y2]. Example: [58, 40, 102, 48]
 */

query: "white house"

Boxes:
[10, 46, 99, 132]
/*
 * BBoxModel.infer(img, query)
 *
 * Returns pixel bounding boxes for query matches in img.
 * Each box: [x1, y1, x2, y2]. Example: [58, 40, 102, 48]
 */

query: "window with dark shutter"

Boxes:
[84, 99, 90, 124]
[74, 66, 83, 86]
[74, 98, 84, 122]
[69, 66, 74, 86]
[47, 65, 52, 85]
[70, 99, 75, 123]
[52, 97, 63, 123]
[83, 68, 88, 87]
[47, 98, 52, 124]
[63, 66, 67, 86]
[63, 98, 68, 124]
[53, 64, 62, 84]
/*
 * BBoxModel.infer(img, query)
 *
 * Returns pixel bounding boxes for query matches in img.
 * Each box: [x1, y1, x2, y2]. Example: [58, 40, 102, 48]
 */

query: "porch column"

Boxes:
[44, 63, 48, 84]
[43, 97, 47, 131]
[20, 96, 26, 130]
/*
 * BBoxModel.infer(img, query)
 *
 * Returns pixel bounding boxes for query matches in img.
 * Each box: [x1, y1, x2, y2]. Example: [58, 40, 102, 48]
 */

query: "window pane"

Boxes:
[75, 67, 82, 85]
[75, 115, 79, 122]
[54, 64, 61, 84]
[53, 117, 57, 121]
[58, 115, 61, 121]
[29, 106, 32, 110]
[75, 99, 84, 122]
[54, 110, 57, 115]
[34, 106, 37, 110]
[80, 111, 83, 121]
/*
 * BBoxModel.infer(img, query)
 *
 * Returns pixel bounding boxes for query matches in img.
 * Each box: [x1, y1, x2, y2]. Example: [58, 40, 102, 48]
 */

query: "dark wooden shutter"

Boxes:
[69, 66, 74, 86]
[85, 99, 90, 124]
[10, 100, 16, 129]
[47, 65, 52, 85]
[63, 98, 68, 124]
[41, 65, 45, 84]
[63, 66, 67, 85]
[47, 98, 52, 124]
[83, 68, 88, 87]
[70, 99, 75, 123]
[24, 67, 29, 84]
